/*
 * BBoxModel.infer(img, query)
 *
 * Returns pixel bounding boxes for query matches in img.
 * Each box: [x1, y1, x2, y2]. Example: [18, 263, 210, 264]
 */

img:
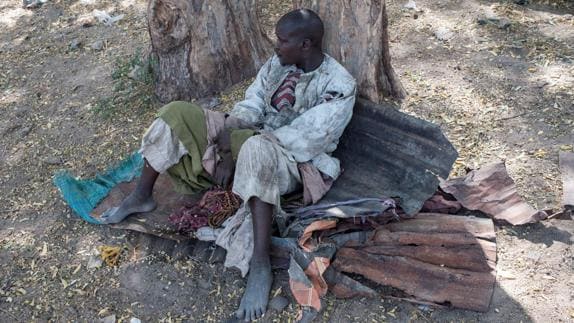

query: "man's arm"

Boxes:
[228, 57, 275, 126]
[272, 76, 357, 163]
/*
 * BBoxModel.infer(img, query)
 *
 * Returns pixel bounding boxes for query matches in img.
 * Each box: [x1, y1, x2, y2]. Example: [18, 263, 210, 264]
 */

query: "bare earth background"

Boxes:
[0, 0, 573, 322]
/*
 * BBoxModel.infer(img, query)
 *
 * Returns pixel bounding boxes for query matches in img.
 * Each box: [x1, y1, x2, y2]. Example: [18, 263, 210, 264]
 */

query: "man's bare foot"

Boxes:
[236, 259, 272, 321]
[99, 192, 157, 224]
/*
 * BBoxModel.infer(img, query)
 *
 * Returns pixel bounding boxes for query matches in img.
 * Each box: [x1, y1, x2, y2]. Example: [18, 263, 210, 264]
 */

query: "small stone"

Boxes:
[129, 318, 141, 323]
[23, 0, 44, 9]
[101, 315, 116, 323]
[403, 0, 417, 10]
[477, 16, 511, 29]
[90, 40, 104, 51]
[69, 38, 81, 50]
[87, 255, 103, 269]
[78, 16, 95, 28]
[268, 296, 289, 312]
[19, 126, 32, 137]
[43, 156, 63, 165]
[434, 27, 454, 41]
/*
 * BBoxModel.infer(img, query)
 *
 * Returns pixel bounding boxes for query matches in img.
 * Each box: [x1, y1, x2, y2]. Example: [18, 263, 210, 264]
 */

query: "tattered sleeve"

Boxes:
[272, 77, 357, 163]
[228, 58, 272, 125]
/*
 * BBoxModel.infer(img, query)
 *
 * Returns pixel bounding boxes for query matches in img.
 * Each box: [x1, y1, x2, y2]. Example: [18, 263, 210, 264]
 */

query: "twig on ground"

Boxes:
[383, 295, 448, 309]
[496, 112, 528, 121]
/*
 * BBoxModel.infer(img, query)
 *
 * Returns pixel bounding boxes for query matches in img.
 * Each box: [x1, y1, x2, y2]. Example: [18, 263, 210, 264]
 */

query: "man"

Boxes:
[101, 9, 356, 321]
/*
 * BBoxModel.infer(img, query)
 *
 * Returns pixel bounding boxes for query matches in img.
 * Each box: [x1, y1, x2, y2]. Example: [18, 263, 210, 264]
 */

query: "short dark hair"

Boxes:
[277, 9, 324, 48]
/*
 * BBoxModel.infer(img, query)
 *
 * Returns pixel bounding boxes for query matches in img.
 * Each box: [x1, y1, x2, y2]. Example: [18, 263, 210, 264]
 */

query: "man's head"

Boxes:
[274, 9, 324, 66]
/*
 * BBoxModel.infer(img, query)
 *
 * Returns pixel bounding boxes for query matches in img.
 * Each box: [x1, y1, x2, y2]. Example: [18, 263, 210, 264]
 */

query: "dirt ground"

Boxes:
[1, 0, 573, 322]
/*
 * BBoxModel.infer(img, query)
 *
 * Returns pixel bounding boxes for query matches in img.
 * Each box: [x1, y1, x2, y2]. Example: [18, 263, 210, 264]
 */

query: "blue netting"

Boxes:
[53, 152, 144, 224]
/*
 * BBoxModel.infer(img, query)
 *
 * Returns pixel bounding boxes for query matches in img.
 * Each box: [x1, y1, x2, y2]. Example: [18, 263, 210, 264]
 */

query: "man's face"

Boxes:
[274, 24, 304, 66]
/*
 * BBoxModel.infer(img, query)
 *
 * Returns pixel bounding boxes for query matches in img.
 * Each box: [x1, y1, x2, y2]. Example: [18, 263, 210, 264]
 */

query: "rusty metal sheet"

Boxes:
[334, 247, 495, 312]
[333, 214, 497, 312]
[560, 152, 574, 209]
[323, 98, 458, 215]
[440, 162, 548, 225]
[323, 268, 377, 299]
[384, 213, 496, 240]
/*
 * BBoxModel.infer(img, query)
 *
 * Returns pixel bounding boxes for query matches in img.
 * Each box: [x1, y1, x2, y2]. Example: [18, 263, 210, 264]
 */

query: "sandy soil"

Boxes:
[0, 0, 573, 322]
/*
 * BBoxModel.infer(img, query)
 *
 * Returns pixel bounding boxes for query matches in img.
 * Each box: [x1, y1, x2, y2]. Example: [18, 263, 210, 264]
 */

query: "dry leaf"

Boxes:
[40, 242, 48, 257]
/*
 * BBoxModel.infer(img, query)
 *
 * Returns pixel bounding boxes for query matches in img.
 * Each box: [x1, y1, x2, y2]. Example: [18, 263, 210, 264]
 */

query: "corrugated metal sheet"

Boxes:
[323, 98, 458, 215]
[441, 162, 548, 225]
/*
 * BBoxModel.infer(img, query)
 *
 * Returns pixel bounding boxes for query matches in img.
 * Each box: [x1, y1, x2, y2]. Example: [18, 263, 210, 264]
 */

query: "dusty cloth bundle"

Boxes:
[169, 188, 242, 233]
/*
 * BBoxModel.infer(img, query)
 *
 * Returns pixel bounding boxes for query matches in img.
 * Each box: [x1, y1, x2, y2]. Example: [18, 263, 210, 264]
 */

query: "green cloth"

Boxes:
[231, 128, 256, 160]
[158, 101, 254, 194]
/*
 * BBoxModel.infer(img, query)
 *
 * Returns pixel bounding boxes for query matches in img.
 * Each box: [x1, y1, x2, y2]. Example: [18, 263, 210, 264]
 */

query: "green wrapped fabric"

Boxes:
[158, 101, 254, 194]
[231, 128, 256, 161]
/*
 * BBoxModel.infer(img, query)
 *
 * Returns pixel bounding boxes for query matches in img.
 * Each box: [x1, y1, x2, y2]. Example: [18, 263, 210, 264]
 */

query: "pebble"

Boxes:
[69, 38, 81, 50]
[101, 315, 116, 323]
[90, 40, 104, 51]
[19, 126, 32, 137]
[403, 0, 417, 10]
[129, 318, 141, 323]
[434, 27, 454, 41]
[477, 16, 511, 29]
[43, 156, 63, 165]
[87, 255, 103, 269]
[268, 295, 289, 312]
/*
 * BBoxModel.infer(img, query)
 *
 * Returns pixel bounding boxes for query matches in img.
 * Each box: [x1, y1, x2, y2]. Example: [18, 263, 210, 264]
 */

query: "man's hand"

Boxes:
[213, 150, 235, 189]
[224, 116, 254, 130]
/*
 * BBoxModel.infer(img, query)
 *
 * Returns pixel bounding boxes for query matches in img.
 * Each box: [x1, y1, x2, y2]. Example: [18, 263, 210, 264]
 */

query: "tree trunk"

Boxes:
[294, 0, 406, 101]
[148, 0, 273, 102]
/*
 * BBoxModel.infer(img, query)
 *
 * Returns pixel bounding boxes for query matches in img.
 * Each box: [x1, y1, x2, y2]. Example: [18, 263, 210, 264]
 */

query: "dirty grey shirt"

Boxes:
[229, 54, 357, 179]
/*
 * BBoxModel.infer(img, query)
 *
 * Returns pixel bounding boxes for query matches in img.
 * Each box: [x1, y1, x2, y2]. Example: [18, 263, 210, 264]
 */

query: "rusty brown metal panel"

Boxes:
[440, 162, 547, 225]
[360, 243, 495, 272]
[334, 247, 496, 312]
[334, 214, 497, 312]
[383, 213, 496, 240]
[323, 98, 458, 215]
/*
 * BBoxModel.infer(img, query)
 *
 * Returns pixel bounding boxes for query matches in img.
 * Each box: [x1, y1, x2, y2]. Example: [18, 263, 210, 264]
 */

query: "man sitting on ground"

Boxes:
[100, 9, 356, 321]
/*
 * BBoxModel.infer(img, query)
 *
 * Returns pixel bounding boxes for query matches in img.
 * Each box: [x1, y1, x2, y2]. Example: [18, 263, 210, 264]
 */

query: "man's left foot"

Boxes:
[236, 259, 272, 321]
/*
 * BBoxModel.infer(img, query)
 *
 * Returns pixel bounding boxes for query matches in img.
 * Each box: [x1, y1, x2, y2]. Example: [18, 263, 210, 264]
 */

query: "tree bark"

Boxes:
[294, 0, 406, 101]
[148, 0, 273, 102]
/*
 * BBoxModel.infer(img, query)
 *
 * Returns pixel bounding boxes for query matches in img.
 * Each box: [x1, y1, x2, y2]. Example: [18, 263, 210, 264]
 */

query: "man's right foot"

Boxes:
[235, 258, 273, 321]
[99, 192, 157, 224]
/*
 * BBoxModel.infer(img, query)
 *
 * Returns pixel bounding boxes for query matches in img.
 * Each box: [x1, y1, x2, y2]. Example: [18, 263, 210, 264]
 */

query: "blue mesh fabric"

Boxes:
[53, 152, 144, 224]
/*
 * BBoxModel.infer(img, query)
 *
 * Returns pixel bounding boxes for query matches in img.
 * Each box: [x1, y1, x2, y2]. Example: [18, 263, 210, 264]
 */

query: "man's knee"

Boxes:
[159, 101, 202, 118]
[238, 135, 276, 160]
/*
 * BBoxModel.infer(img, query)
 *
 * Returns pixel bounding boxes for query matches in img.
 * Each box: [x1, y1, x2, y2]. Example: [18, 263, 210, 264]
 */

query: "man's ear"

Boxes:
[301, 38, 312, 51]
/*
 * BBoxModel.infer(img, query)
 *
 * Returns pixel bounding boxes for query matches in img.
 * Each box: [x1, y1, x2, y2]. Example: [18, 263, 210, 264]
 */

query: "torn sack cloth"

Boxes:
[140, 53, 357, 276]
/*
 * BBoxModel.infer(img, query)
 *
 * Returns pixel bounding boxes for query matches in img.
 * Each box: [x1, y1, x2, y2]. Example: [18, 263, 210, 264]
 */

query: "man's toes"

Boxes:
[235, 308, 245, 320]
[249, 309, 257, 321]
[101, 207, 118, 219]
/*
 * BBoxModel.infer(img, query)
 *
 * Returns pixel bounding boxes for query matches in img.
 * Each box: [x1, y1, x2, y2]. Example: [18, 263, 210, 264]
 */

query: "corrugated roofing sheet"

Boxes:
[323, 98, 458, 215]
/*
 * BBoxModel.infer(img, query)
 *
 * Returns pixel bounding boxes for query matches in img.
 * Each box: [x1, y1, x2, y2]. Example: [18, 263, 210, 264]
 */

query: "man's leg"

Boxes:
[100, 159, 159, 224]
[235, 197, 273, 321]
[232, 135, 301, 321]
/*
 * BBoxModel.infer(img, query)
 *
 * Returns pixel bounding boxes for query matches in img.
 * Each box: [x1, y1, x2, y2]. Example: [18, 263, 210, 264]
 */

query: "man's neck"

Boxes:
[297, 51, 324, 73]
